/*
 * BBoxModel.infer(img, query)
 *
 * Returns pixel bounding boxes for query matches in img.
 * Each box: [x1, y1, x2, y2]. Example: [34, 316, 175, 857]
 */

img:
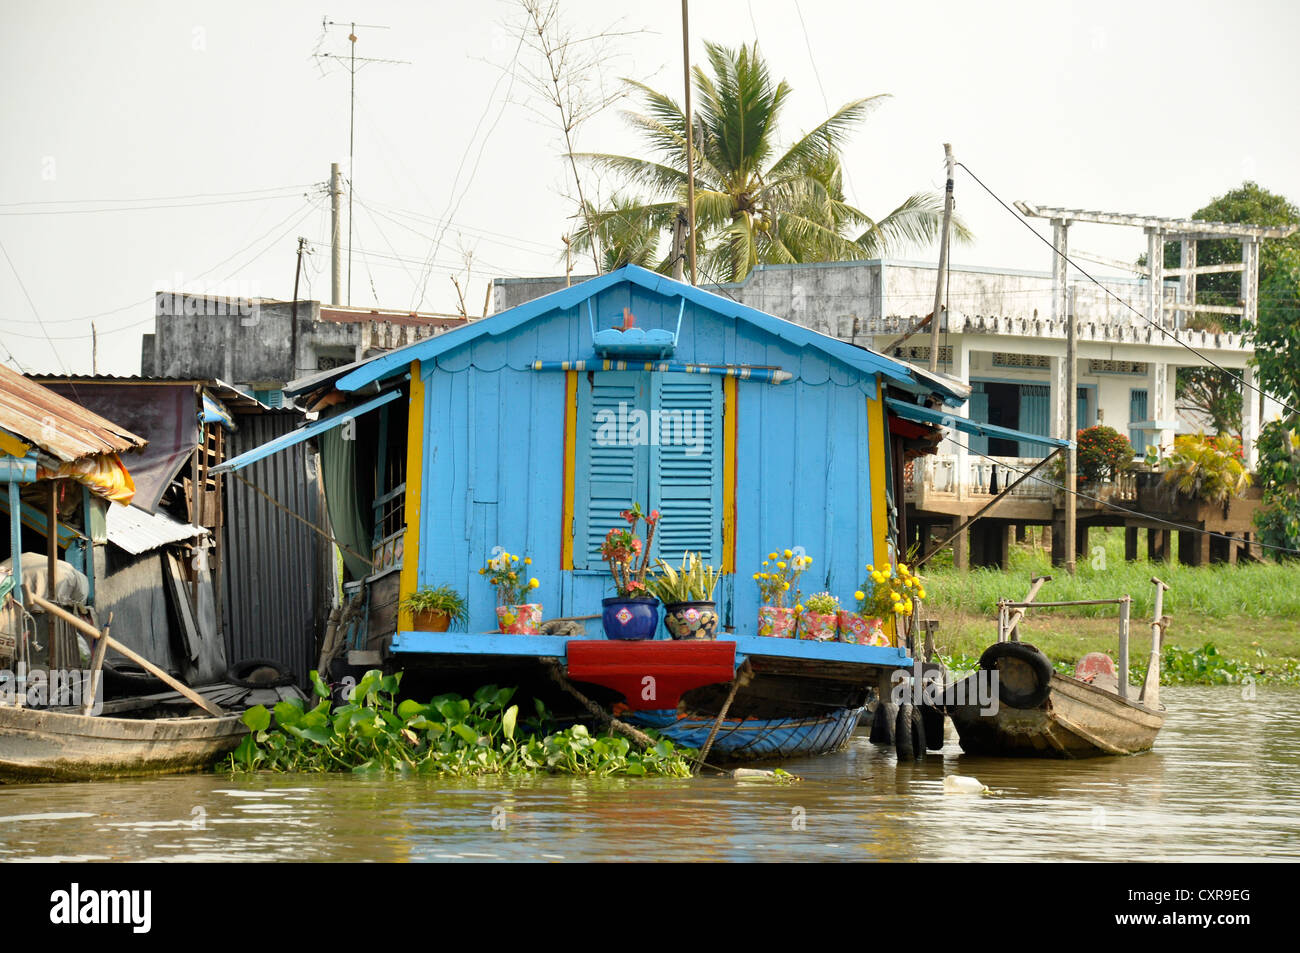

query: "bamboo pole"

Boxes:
[29, 594, 224, 717]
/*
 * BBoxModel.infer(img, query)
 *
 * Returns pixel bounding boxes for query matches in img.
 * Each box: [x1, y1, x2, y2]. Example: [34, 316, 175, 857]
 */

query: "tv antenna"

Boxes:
[315, 17, 411, 306]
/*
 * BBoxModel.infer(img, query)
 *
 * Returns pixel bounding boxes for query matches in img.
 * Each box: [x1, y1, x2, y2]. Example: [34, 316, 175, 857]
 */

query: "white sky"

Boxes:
[3, 0, 1298, 375]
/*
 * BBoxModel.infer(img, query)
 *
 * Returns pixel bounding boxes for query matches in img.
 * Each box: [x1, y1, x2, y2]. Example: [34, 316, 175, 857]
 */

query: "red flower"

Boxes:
[648, 509, 661, 523]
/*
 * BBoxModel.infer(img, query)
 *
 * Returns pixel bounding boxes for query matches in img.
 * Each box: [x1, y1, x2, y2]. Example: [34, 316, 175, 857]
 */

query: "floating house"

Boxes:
[216, 265, 1066, 758]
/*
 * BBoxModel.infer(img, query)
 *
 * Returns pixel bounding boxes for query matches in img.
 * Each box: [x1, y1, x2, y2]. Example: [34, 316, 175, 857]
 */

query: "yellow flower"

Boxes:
[509, 572, 517, 580]
[892, 603, 904, 614]
[872, 571, 885, 583]
[865, 563, 874, 572]
[890, 592, 900, 601]
[917, 588, 927, 599]
[769, 552, 779, 560]
[784, 549, 793, 558]
[782, 582, 790, 590]
[854, 590, 865, 601]
[777, 561, 787, 570]
[794, 603, 804, 613]
[898, 562, 910, 575]
[762, 560, 769, 567]
[479, 568, 486, 575]
[752, 573, 760, 580]
[525, 557, 532, 565]
[804, 556, 812, 565]
[529, 578, 539, 589]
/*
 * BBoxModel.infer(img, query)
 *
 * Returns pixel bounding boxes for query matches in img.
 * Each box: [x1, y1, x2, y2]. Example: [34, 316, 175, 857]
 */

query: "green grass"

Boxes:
[918, 528, 1300, 684]
[921, 527, 1300, 620]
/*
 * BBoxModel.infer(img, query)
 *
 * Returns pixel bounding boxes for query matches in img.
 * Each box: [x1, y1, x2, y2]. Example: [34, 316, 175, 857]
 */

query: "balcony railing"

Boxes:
[905, 455, 1138, 506]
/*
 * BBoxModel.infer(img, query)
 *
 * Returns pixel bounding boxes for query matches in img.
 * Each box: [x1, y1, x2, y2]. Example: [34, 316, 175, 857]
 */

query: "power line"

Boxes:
[0, 191, 312, 217]
[2, 198, 323, 342]
[956, 161, 1299, 419]
[0, 238, 70, 375]
[0, 184, 315, 209]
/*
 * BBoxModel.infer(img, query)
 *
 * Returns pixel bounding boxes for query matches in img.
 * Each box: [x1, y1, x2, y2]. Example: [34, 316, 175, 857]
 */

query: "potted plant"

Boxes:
[399, 584, 468, 632]
[799, 592, 840, 642]
[847, 562, 923, 646]
[598, 504, 661, 640]
[647, 551, 724, 640]
[754, 548, 810, 638]
[480, 550, 542, 634]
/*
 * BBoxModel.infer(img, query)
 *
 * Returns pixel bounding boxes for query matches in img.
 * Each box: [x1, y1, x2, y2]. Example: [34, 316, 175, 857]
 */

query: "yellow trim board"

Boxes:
[0, 430, 31, 458]
[560, 370, 578, 570]
[866, 377, 895, 643]
[397, 361, 425, 631]
[722, 375, 737, 572]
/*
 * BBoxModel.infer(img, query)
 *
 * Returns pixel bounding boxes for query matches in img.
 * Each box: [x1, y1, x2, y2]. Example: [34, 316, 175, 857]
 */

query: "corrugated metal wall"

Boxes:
[222, 413, 332, 684]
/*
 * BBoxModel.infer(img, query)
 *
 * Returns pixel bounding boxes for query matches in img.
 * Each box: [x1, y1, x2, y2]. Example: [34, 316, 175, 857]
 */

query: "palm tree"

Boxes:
[571, 42, 968, 282]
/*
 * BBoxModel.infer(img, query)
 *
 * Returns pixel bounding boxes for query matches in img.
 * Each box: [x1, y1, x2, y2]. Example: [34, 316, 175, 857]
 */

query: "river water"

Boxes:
[0, 686, 1295, 862]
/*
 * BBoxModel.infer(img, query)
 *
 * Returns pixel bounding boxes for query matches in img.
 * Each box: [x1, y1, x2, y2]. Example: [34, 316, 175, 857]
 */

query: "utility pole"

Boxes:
[91, 322, 98, 375]
[330, 162, 343, 306]
[290, 236, 308, 381]
[316, 20, 410, 306]
[1065, 284, 1078, 575]
[671, 212, 686, 281]
[681, 0, 696, 286]
[928, 143, 955, 372]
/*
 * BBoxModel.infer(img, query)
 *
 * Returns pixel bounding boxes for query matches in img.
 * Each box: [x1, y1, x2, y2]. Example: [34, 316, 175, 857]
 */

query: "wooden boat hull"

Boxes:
[946, 671, 1164, 758]
[0, 706, 246, 782]
[629, 706, 864, 762]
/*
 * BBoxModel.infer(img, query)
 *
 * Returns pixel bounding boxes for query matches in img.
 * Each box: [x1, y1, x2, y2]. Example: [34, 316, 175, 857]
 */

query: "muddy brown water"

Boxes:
[0, 686, 1295, 862]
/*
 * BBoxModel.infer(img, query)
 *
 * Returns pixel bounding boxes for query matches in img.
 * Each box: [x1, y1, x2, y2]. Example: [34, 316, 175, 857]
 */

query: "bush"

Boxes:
[1053, 425, 1135, 484]
[1162, 432, 1251, 504]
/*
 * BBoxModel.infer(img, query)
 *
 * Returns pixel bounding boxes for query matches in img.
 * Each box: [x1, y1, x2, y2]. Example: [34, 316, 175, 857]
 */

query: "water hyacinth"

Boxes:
[227, 671, 695, 777]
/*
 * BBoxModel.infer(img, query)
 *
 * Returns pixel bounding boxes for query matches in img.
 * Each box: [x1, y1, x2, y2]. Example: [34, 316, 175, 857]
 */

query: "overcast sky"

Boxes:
[3, 0, 1298, 375]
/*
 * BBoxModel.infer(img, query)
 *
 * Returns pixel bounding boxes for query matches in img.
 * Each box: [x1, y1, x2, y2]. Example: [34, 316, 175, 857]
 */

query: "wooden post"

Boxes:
[1117, 595, 1131, 701]
[1006, 574, 1051, 642]
[681, 0, 696, 287]
[1125, 526, 1139, 561]
[1140, 577, 1168, 708]
[81, 611, 112, 716]
[47, 480, 58, 672]
[1065, 286, 1078, 575]
[928, 143, 955, 372]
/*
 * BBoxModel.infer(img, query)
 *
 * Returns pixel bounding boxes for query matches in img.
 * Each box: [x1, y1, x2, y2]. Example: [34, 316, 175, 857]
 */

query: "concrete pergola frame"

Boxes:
[1013, 202, 1297, 467]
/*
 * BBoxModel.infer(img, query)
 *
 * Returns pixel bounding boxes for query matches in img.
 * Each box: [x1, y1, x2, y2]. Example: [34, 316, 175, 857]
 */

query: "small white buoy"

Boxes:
[943, 774, 989, 795]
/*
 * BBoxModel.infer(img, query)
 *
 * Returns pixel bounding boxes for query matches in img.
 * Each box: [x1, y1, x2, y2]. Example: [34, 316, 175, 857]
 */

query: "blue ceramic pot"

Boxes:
[601, 597, 660, 640]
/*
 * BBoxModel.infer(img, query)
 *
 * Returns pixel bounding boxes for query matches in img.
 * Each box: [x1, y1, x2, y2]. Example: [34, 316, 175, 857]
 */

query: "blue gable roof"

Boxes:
[334, 264, 967, 405]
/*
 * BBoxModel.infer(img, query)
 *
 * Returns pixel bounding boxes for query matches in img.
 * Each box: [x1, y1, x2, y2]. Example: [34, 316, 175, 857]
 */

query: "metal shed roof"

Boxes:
[0, 364, 147, 463]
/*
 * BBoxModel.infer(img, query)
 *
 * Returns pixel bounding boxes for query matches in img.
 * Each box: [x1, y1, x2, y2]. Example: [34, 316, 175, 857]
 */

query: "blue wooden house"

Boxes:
[217, 265, 988, 760]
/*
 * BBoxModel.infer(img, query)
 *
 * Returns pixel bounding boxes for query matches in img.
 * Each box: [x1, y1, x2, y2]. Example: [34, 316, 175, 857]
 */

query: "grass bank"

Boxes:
[917, 528, 1300, 684]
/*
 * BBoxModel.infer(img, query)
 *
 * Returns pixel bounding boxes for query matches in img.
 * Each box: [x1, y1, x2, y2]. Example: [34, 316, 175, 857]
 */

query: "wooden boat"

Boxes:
[629, 706, 864, 762]
[943, 577, 1169, 759]
[0, 704, 245, 782]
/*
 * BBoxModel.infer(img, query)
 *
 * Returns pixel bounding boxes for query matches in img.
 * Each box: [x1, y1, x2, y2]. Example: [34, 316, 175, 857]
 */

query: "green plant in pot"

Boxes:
[647, 552, 724, 640]
[399, 584, 469, 633]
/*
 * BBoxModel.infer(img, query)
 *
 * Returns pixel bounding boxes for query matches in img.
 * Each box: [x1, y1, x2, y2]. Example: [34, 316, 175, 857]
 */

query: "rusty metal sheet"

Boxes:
[0, 364, 146, 463]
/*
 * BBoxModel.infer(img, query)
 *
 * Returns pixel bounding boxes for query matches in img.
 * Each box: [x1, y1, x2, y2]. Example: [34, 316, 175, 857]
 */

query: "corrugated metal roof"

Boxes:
[30, 375, 271, 413]
[105, 502, 208, 555]
[0, 364, 147, 463]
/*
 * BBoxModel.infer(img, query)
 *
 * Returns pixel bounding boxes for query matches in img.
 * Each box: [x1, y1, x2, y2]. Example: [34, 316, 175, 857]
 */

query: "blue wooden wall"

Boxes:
[413, 280, 886, 636]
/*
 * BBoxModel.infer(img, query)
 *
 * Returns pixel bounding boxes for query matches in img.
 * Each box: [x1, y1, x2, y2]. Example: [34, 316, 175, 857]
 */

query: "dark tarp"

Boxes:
[45, 383, 199, 513]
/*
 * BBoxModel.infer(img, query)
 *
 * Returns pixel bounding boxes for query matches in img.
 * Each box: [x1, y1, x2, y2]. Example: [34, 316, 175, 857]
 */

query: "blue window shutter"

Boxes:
[1129, 389, 1148, 451]
[573, 371, 647, 569]
[1018, 384, 1050, 458]
[649, 373, 723, 565]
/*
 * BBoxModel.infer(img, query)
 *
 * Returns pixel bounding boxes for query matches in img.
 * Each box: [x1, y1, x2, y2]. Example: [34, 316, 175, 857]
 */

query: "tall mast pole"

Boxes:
[348, 24, 356, 306]
[928, 143, 955, 372]
[330, 162, 343, 306]
[682, 0, 696, 286]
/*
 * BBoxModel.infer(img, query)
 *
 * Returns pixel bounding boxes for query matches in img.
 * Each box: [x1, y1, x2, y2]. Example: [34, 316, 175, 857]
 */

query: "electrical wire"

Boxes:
[956, 160, 1299, 418]
[0, 192, 311, 217]
[0, 183, 315, 210]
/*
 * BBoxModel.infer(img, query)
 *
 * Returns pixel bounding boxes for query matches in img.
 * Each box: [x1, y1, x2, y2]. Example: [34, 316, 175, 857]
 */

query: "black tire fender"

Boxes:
[869, 701, 895, 745]
[920, 704, 945, 750]
[226, 657, 297, 689]
[910, 703, 927, 760]
[894, 703, 915, 760]
[979, 641, 1053, 710]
